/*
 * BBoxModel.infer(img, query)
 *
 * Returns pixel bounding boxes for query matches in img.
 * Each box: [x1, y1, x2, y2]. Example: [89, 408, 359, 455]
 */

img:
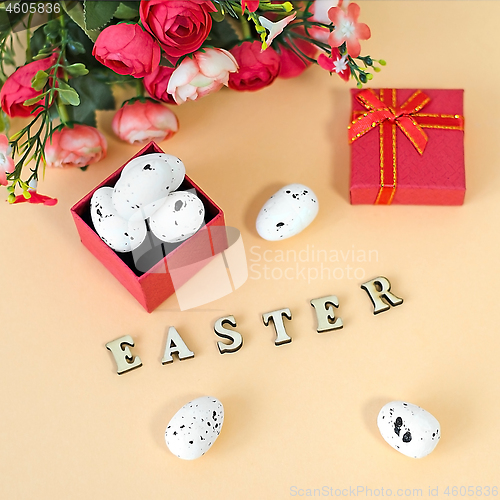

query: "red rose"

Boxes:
[144, 66, 177, 105]
[92, 23, 161, 78]
[140, 0, 216, 59]
[228, 41, 281, 92]
[277, 32, 317, 79]
[0, 54, 56, 118]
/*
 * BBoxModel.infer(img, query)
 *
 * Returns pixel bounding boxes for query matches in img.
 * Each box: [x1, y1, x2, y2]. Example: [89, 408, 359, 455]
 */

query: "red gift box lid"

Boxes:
[350, 88, 465, 205]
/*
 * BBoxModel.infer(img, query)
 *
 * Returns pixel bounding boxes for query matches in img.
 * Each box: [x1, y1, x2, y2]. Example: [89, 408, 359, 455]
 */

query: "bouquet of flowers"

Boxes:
[0, 0, 383, 205]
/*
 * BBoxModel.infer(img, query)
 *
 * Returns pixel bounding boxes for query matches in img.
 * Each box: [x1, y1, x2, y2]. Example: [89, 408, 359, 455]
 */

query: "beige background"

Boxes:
[1, 1, 499, 498]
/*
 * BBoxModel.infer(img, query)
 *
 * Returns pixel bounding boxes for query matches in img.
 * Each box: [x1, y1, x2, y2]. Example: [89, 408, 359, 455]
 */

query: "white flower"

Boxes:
[258, 13, 297, 48]
[334, 55, 349, 73]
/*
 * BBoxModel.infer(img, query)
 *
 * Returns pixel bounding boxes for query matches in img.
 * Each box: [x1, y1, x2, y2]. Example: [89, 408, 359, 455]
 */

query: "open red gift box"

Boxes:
[349, 88, 466, 205]
[71, 142, 226, 313]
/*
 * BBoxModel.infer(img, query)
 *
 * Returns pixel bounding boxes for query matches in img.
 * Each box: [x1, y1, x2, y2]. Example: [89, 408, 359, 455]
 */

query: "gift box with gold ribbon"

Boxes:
[349, 88, 465, 205]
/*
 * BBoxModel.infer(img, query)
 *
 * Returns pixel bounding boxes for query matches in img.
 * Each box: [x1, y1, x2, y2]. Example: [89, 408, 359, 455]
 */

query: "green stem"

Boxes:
[59, 8, 66, 27]
[290, 30, 332, 52]
[6, 14, 68, 188]
[136, 79, 145, 97]
[227, 1, 243, 16]
[26, 13, 34, 63]
[57, 99, 70, 124]
[240, 15, 251, 40]
[301, 1, 313, 19]
[284, 36, 316, 65]
[349, 61, 362, 86]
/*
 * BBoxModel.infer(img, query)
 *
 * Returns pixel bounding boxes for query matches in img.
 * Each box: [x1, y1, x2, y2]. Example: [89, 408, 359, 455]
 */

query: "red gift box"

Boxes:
[71, 142, 227, 313]
[349, 88, 465, 205]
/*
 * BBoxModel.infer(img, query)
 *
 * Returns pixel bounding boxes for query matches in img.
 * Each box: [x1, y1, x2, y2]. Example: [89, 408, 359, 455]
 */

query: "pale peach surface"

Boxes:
[1, 2, 499, 498]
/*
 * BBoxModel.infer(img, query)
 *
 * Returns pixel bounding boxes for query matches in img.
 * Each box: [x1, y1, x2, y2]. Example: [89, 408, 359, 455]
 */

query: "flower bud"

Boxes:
[112, 100, 178, 144]
[45, 124, 107, 168]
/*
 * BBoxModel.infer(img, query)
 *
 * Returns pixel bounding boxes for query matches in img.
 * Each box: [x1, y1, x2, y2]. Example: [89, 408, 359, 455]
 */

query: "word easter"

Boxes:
[106, 276, 403, 375]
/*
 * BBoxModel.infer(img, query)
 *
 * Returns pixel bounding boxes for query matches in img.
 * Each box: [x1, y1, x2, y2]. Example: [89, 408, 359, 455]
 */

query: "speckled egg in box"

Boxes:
[70, 142, 227, 313]
[165, 396, 224, 460]
[90, 187, 147, 252]
[150, 191, 205, 243]
[111, 161, 173, 222]
[377, 401, 441, 458]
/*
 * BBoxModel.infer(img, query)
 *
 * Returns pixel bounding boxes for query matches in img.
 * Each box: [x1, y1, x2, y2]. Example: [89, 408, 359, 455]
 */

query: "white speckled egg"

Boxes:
[121, 152, 185, 191]
[149, 191, 205, 243]
[165, 396, 224, 460]
[113, 160, 173, 221]
[90, 187, 147, 252]
[377, 401, 441, 458]
[169, 156, 186, 191]
[256, 184, 319, 241]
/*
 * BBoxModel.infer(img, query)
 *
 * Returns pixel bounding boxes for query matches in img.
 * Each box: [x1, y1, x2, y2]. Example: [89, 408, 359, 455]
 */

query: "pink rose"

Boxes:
[140, 0, 216, 59]
[167, 48, 238, 104]
[228, 42, 280, 91]
[0, 55, 56, 117]
[112, 100, 179, 144]
[92, 23, 161, 78]
[0, 134, 14, 186]
[45, 124, 107, 168]
[144, 66, 177, 105]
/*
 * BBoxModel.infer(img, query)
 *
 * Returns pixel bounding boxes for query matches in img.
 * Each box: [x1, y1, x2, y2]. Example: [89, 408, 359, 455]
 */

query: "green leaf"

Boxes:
[65, 63, 89, 77]
[113, 2, 140, 20]
[58, 88, 81, 106]
[0, 6, 10, 33]
[43, 19, 61, 37]
[0, 2, 26, 32]
[31, 70, 48, 91]
[66, 75, 115, 127]
[65, 19, 103, 68]
[57, 80, 72, 90]
[32, 52, 53, 61]
[29, 25, 46, 58]
[211, 3, 225, 22]
[84, 0, 120, 30]
[24, 94, 45, 106]
[67, 40, 86, 55]
[206, 18, 239, 50]
[62, 1, 101, 42]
